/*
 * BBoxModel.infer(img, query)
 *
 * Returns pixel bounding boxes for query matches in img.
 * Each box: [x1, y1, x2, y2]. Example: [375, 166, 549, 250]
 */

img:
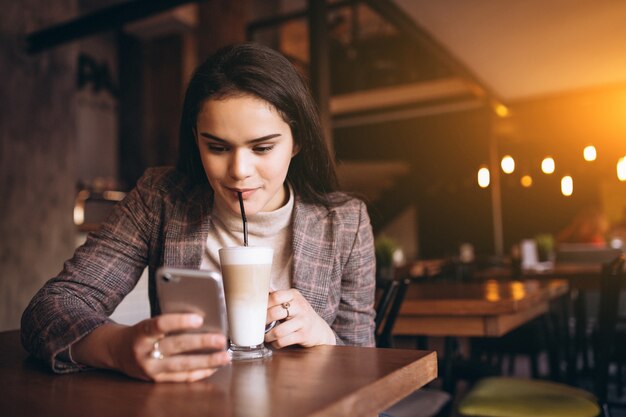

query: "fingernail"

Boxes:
[190, 315, 203, 326]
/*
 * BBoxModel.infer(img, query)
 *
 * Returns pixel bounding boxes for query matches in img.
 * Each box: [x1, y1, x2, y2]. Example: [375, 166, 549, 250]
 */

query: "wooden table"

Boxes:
[0, 330, 437, 417]
[392, 279, 568, 390]
[475, 262, 626, 383]
[393, 279, 569, 338]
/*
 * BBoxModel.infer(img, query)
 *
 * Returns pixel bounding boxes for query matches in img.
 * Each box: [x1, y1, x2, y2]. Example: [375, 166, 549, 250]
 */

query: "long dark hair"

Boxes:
[176, 43, 339, 206]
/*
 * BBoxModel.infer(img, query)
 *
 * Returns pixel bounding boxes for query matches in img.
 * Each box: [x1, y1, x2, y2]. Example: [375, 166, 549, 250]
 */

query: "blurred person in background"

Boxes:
[556, 206, 609, 246]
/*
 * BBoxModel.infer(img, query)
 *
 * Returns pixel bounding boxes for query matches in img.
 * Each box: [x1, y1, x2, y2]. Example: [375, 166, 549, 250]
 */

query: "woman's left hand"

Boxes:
[265, 289, 336, 348]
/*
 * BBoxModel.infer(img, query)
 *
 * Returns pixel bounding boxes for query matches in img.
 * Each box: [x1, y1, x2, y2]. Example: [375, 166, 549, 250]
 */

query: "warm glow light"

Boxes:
[484, 280, 501, 302]
[73, 205, 85, 225]
[477, 166, 490, 188]
[520, 175, 533, 187]
[494, 103, 510, 118]
[501, 155, 515, 174]
[561, 176, 573, 196]
[73, 190, 89, 225]
[618, 157, 626, 181]
[541, 157, 555, 174]
[583, 145, 597, 161]
[510, 281, 526, 301]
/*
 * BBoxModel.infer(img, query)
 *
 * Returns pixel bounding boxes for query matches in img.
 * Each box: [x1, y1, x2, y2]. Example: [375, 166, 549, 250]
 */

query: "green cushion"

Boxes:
[457, 377, 600, 417]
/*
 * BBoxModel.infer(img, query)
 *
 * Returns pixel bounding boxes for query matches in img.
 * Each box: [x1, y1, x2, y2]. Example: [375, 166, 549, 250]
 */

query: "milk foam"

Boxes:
[219, 246, 273, 265]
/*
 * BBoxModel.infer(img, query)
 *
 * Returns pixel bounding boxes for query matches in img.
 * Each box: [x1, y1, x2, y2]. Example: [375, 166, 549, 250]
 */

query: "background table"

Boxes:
[393, 279, 568, 337]
[0, 330, 437, 417]
[391, 279, 568, 390]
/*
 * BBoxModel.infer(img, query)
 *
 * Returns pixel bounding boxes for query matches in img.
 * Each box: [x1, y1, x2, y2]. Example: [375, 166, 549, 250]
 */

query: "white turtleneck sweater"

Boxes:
[200, 186, 294, 291]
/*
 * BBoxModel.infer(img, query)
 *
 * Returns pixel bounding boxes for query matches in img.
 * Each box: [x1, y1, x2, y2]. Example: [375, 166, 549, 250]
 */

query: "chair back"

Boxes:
[375, 278, 399, 331]
[376, 275, 410, 348]
[594, 254, 626, 404]
[555, 244, 622, 264]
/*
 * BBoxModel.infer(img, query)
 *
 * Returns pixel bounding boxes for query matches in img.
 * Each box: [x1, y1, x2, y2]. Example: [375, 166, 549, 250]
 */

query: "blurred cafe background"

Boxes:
[1, 0, 626, 414]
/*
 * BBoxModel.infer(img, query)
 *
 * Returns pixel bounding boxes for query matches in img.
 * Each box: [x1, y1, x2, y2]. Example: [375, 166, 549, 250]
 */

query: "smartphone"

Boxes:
[156, 267, 228, 339]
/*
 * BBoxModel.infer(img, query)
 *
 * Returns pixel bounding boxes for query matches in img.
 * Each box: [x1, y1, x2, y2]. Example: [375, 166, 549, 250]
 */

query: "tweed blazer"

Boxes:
[21, 167, 376, 372]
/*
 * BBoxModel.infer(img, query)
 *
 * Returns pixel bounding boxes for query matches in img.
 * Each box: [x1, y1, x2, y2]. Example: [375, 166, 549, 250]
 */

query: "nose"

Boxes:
[229, 149, 253, 180]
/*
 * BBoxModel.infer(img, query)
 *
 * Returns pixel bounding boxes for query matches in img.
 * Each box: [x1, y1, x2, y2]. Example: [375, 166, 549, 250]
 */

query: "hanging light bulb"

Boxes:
[501, 155, 515, 174]
[561, 176, 573, 196]
[541, 157, 555, 174]
[494, 103, 510, 118]
[477, 166, 490, 188]
[520, 175, 533, 188]
[618, 157, 626, 181]
[583, 145, 597, 161]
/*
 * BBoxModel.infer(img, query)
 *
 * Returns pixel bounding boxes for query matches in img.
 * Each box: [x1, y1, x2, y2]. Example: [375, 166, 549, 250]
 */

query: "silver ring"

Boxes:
[150, 340, 164, 360]
[281, 302, 291, 319]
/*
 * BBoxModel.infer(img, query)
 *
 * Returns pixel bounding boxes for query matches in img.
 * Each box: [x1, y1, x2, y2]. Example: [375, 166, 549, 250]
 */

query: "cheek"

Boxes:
[263, 153, 292, 182]
[200, 155, 224, 182]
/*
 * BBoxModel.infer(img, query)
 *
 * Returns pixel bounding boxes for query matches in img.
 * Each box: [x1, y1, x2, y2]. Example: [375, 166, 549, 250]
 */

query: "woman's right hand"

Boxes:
[72, 314, 231, 382]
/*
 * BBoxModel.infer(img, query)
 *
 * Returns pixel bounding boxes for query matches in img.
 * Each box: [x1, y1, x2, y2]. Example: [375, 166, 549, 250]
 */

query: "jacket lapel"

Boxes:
[163, 184, 213, 269]
[291, 198, 337, 319]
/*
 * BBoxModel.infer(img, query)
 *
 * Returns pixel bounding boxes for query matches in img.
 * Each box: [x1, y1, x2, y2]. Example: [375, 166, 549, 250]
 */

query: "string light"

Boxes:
[501, 155, 515, 174]
[477, 166, 490, 188]
[583, 145, 597, 161]
[541, 157, 555, 174]
[618, 157, 626, 181]
[494, 103, 510, 118]
[561, 176, 573, 196]
[520, 175, 533, 187]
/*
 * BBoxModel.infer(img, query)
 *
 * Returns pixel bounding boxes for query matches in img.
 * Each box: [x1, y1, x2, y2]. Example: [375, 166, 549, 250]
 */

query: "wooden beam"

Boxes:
[362, 0, 499, 102]
[333, 98, 484, 129]
[330, 77, 481, 115]
[308, 0, 334, 153]
[25, 0, 197, 54]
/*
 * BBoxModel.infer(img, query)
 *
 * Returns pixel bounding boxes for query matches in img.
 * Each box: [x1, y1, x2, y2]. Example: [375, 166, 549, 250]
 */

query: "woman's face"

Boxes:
[195, 95, 297, 215]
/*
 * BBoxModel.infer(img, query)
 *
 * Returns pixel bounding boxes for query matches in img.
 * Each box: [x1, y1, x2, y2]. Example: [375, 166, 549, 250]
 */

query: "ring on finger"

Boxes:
[150, 340, 165, 360]
[281, 302, 291, 320]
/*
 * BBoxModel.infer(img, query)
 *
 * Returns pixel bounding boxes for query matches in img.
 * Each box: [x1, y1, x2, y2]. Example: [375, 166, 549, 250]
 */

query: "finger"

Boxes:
[139, 319, 162, 338]
[145, 314, 204, 336]
[148, 350, 231, 374]
[264, 318, 300, 343]
[266, 302, 294, 323]
[159, 333, 228, 356]
[270, 328, 303, 349]
[267, 289, 297, 307]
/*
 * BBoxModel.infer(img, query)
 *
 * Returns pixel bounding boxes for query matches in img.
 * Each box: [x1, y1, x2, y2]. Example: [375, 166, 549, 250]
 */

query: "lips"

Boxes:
[226, 186, 258, 199]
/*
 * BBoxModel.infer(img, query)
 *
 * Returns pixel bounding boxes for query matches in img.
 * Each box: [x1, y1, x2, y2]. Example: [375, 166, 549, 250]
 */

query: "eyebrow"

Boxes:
[199, 132, 282, 144]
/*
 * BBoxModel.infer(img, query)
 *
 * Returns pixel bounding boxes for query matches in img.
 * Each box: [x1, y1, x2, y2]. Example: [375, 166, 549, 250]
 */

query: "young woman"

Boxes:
[21, 43, 376, 382]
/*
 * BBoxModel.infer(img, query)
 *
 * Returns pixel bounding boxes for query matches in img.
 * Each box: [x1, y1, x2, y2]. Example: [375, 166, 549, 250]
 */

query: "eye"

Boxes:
[254, 145, 274, 154]
[206, 143, 230, 153]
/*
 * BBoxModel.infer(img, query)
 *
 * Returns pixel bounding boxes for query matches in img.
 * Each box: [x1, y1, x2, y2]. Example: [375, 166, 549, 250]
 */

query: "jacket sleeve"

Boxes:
[20, 170, 164, 373]
[331, 200, 376, 347]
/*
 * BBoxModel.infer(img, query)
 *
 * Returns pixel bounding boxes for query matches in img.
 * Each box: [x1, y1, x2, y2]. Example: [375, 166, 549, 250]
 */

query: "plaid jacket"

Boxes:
[21, 167, 376, 372]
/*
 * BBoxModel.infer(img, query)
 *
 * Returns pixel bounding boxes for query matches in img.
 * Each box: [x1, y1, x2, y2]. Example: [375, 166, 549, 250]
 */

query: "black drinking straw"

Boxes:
[237, 191, 249, 246]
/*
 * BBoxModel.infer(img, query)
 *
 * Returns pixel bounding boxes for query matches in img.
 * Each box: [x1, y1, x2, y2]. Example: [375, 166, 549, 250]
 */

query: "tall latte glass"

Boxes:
[218, 246, 273, 360]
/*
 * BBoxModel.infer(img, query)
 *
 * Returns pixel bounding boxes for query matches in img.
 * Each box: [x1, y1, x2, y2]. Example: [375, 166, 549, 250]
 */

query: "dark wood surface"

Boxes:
[393, 279, 569, 337]
[476, 262, 626, 290]
[0, 330, 437, 417]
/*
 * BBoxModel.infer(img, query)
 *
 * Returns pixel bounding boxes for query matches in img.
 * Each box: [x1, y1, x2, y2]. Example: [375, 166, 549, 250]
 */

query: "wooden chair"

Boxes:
[593, 254, 626, 416]
[375, 278, 400, 341]
[376, 275, 410, 348]
[555, 245, 622, 376]
[457, 255, 626, 417]
[376, 273, 452, 417]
